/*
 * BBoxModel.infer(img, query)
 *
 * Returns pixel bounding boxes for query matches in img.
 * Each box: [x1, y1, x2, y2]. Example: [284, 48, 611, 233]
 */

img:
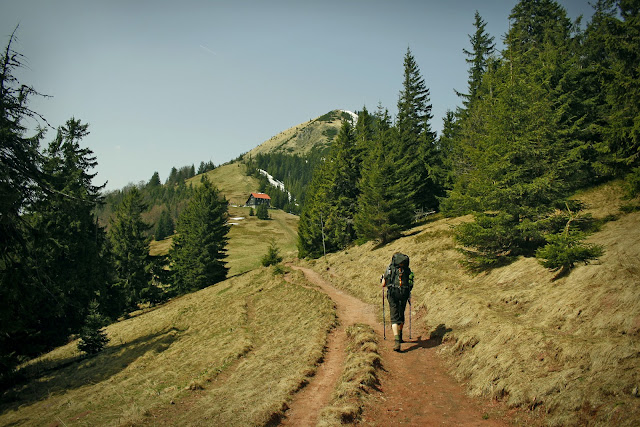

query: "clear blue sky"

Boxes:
[1, 0, 593, 191]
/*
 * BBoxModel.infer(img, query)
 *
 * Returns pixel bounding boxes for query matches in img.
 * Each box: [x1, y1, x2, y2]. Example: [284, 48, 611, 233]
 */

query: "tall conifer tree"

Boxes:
[109, 188, 152, 311]
[446, 0, 591, 267]
[457, 11, 496, 110]
[170, 177, 229, 293]
[355, 107, 410, 243]
[396, 47, 440, 212]
[298, 119, 359, 257]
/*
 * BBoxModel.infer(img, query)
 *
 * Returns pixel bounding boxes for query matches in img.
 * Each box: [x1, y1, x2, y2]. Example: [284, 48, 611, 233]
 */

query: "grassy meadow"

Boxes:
[0, 268, 335, 426]
[303, 180, 640, 426]
[153, 162, 299, 277]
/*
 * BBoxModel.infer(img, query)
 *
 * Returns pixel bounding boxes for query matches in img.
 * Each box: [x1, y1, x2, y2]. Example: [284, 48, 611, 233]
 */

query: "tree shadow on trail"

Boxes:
[402, 324, 452, 353]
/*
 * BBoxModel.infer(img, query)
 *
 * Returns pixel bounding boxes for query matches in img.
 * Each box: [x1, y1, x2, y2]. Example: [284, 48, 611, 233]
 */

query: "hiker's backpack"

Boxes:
[385, 252, 413, 291]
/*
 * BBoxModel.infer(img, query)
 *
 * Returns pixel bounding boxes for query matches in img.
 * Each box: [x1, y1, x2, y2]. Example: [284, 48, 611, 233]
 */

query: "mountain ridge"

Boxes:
[245, 109, 357, 158]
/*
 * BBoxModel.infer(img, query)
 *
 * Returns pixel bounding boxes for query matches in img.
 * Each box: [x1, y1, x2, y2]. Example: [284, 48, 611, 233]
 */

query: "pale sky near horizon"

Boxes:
[1, 0, 594, 191]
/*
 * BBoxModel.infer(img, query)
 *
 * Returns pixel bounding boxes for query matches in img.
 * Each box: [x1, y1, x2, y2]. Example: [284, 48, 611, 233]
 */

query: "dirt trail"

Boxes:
[281, 266, 377, 426]
[284, 265, 509, 426]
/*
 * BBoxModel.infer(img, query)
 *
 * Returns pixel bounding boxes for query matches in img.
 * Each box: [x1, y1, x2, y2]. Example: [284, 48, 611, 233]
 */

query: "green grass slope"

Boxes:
[0, 268, 335, 426]
[162, 162, 300, 277]
[303, 180, 640, 426]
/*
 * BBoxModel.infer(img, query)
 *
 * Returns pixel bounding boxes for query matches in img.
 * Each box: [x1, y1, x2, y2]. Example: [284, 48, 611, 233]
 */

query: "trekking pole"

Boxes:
[382, 287, 386, 340]
[408, 296, 412, 340]
[381, 275, 386, 340]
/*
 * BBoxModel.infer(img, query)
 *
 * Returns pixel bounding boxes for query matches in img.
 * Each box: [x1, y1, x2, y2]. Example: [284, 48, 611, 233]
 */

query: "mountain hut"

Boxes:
[245, 192, 271, 208]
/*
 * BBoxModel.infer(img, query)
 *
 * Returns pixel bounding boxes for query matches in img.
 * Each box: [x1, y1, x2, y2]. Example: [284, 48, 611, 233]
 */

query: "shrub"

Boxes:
[536, 231, 604, 273]
[261, 240, 283, 267]
[256, 203, 269, 220]
[78, 301, 110, 355]
[623, 167, 640, 199]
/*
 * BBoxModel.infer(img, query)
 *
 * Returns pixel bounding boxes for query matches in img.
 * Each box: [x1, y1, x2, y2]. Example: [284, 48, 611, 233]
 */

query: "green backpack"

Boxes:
[385, 253, 414, 290]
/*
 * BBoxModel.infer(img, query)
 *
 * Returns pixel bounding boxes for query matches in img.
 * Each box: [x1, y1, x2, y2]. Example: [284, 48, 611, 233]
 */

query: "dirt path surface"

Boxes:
[281, 266, 377, 426]
[284, 265, 509, 426]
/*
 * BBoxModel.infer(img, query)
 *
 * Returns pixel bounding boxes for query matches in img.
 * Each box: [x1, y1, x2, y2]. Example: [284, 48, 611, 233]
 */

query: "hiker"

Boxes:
[381, 252, 413, 352]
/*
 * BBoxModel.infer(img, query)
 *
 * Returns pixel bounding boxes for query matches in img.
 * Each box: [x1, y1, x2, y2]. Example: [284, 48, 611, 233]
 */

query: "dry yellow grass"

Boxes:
[0, 268, 335, 426]
[317, 323, 381, 427]
[305, 181, 640, 426]
[246, 110, 344, 158]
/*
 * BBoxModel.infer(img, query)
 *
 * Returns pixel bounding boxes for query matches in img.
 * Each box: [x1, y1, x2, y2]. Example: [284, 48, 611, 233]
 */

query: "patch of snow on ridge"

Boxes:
[341, 110, 358, 124]
[258, 169, 292, 201]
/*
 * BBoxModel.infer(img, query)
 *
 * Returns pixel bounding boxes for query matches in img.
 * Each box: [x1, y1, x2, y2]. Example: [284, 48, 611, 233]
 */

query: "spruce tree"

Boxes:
[297, 119, 359, 257]
[395, 47, 440, 212]
[170, 177, 229, 293]
[154, 208, 174, 240]
[0, 31, 48, 374]
[355, 106, 411, 243]
[598, 0, 640, 172]
[456, 11, 496, 111]
[31, 118, 112, 338]
[109, 188, 152, 312]
[148, 171, 161, 187]
[446, 0, 592, 268]
[256, 203, 269, 220]
[77, 300, 110, 355]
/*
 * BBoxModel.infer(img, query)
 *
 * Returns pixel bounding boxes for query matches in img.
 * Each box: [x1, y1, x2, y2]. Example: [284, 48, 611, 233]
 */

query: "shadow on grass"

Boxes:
[0, 328, 182, 413]
[402, 324, 452, 353]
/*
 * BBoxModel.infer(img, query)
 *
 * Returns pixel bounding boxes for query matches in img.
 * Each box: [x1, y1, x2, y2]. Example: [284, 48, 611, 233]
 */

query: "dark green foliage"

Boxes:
[108, 188, 152, 312]
[0, 32, 117, 377]
[77, 301, 110, 355]
[197, 160, 216, 175]
[444, 0, 604, 269]
[624, 167, 640, 198]
[322, 127, 338, 141]
[536, 231, 604, 273]
[1, 31, 47, 375]
[256, 203, 270, 220]
[454, 212, 538, 270]
[154, 208, 174, 240]
[536, 207, 605, 273]
[456, 10, 496, 109]
[586, 0, 640, 173]
[355, 107, 411, 243]
[245, 148, 326, 209]
[298, 119, 360, 257]
[166, 165, 196, 186]
[395, 47, 441, 212]
[261, 240, 283, 267]
[170, 177, 230, 294]
[148, 171, 161, 187]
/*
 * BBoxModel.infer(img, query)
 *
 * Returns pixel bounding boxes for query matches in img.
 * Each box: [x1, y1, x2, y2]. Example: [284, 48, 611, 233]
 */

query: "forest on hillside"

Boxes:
[297, 0, 640, 269]
[1, 0, 639, 386]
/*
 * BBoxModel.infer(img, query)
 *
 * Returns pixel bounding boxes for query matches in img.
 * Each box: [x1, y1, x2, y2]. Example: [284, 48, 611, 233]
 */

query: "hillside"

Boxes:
[302, 180, 640, 426]
[0, 268, 335, 426]
[246, 110, 356, 158]
[155, 162, 300, 277]
[3, 175, 638, 426]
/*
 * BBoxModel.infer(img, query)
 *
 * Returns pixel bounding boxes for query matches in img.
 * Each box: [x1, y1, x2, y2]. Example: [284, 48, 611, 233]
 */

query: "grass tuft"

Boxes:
[317, 323, 381, 426]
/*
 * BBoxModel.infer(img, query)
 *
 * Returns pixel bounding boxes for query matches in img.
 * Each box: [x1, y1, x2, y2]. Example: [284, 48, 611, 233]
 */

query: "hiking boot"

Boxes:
[393, 337, 401, 352]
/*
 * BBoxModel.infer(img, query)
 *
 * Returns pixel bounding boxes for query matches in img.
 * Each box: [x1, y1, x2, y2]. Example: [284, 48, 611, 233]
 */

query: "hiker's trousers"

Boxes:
[387, 286, 410, 325]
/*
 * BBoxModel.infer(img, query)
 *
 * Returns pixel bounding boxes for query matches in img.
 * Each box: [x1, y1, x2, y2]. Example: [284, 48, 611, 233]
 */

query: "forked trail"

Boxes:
[283, 265, 508, 426]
